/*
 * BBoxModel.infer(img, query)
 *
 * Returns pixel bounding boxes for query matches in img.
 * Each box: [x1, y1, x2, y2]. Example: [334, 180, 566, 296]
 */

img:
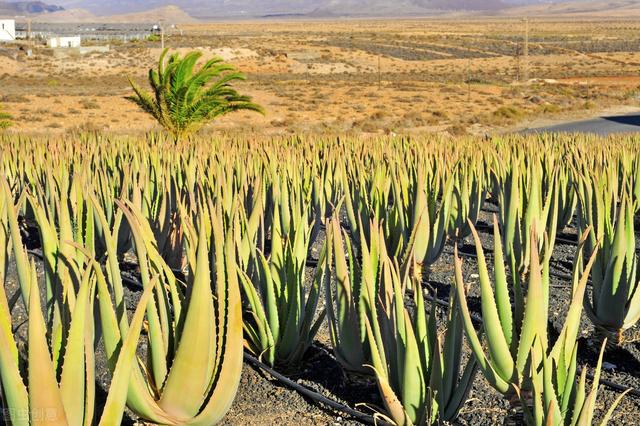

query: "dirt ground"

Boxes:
[2, 18, 640, 137]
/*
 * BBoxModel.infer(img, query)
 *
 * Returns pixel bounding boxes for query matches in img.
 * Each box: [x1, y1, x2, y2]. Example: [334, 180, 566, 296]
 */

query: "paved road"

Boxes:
[524, 113, 640, 136]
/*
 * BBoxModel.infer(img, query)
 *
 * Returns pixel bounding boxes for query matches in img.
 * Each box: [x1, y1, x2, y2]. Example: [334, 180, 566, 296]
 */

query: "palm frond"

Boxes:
[127, 49, 264, 141]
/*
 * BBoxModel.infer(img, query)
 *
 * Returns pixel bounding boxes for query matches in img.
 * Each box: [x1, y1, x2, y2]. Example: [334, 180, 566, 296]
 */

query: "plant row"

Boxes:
[0, 133, 639, 425]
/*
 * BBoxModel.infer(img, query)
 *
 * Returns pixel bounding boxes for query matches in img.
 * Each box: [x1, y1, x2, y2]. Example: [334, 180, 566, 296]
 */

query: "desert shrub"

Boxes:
[493, 105, 523, 120]
[538, 103, 561, 114]
[80, 99, 100, 110]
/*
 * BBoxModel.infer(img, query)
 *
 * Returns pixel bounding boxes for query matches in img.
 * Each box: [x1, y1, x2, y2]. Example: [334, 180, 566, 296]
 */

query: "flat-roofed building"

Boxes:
[47, 36, 81, 48]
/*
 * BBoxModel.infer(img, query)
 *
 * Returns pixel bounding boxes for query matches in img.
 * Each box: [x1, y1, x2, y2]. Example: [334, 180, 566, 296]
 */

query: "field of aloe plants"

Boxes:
[1, 132, 640, 425]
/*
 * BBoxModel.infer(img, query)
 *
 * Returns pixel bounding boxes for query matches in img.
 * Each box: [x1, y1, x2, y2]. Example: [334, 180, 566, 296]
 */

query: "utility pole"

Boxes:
[159, 19, 166, 49]
[515, 41, 521, 83]
[523, 17, 529, 84]
[27, 18, 33, 52]
[15, 15, 33, 55]
[466, 58, 471, 103]
[378, 54, 381, 90]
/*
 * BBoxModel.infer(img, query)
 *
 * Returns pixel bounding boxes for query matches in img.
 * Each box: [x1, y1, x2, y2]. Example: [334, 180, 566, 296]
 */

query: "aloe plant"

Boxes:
[453, 217, 596, 407]
[576, 179, 640, 344]
[407, 165, 454, 281]
[238, 196, 326, 368]
[325, 213, 383, 374]
[493, 156, 559, 287]
[93, 200, 243, 424]
[555, 165, 577, 232]
[525, 341, 627, 426]
[448, 159, 487, 240]
[0, 196, 150, 425]
[0, 102, 11, 130]
[365, 257, 477, 425]
[342, 158, 453, 280]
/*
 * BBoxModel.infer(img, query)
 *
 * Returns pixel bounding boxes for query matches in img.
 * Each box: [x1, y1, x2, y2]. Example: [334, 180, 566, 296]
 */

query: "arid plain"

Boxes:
[2, 18, 640, 136]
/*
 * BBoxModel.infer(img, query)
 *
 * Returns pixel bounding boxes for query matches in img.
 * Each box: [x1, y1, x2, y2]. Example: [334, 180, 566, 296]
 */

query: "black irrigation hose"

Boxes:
[472, 223, 580, 247]
[423, 293, 483, 324]
[454, 220, 596, 283]
[592, 375, 640, 398]
[243, 352, 382, 425]
[446, 248, 574, 283]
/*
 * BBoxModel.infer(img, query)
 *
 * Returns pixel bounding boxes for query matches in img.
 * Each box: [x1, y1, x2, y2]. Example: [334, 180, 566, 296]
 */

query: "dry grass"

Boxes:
[2, 18, 640, 135]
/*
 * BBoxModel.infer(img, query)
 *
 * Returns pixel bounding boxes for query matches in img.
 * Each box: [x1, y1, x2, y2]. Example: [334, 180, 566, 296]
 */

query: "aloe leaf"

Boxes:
[98, 278, 158, 426]
[454, 248, 510, 394]
[27, 261, 69, 425]
[159, 214, 216, 420]
[59, 265, 93, 426]
[189, 230, 244, 426]
[469, 223, 514, 384]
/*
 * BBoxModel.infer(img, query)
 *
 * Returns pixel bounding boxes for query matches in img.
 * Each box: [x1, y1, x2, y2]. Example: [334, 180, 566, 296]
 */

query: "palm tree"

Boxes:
[128, 49, 264, 141]
[0, 103, 11, 130]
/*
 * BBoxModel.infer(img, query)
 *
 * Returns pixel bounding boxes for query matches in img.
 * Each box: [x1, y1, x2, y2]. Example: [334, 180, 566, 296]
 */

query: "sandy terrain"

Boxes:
[2, 18, 640, 136]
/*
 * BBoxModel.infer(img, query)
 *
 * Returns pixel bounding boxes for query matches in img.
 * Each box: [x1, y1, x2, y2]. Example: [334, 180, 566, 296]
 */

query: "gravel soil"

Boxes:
[4, 202, 640, 425]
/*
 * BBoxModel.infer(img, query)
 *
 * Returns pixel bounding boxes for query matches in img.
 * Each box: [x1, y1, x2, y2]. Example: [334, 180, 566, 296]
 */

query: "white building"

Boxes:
[0, 20, 16, 42]
[47, 36, 81, 48]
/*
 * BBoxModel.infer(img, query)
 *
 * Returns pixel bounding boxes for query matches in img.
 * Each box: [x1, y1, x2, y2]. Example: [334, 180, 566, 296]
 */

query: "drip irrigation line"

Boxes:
[27, 249, 146, 290]
[474, 221, 640, 254]
[590, 374, 640, 398]
[424, 293, 483, 324]
[445, 248, 574, 282]
[471, 223, 579, 247]
[243, 352, 382, 425]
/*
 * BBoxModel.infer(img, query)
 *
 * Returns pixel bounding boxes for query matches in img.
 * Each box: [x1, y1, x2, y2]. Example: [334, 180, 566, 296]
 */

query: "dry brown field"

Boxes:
[2, 18, 640, 136]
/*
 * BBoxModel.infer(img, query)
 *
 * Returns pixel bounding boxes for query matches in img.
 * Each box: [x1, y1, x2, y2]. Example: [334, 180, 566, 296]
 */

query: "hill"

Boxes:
[31, 7, 95, 22]
[500, 0, 640, 17]
[32, 5, 197, 23]
[100, 5, 197, 23]
[11, 0, 640, 21]
[48, 0, 511, 18]
[0, 1, 63, 16]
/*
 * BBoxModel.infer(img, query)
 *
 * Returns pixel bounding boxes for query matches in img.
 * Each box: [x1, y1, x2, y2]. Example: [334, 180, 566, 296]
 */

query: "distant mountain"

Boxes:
[305, 0, 508, 17]
[47, 0, 521, 18]
[6, 0, 632, 21]
[31, 7, 95, 22]
[501, 0, 640, 16]
[0, 1, 64, 16]
[101, 5, 196, 23]
[33, 5, 196, 23]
